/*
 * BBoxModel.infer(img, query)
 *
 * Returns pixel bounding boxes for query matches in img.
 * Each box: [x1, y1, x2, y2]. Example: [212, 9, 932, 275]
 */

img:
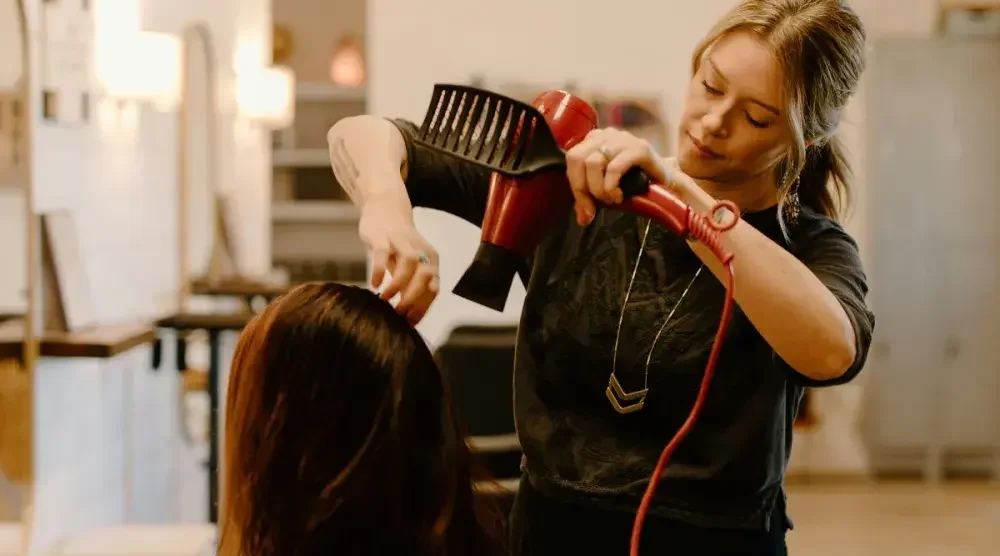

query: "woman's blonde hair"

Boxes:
[692, 0, 866, 223]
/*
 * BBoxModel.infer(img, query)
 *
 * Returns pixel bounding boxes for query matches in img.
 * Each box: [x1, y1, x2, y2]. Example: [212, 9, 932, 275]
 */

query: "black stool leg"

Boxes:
[208, 329, 220, 524]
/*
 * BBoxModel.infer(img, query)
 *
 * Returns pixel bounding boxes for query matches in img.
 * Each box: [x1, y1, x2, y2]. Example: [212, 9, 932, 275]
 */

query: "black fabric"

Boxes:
[389, 118, 875, 532]
[508, 474, 788, 556]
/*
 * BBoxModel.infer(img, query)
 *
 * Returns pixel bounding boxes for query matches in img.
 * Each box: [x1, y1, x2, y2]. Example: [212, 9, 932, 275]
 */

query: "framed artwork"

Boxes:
[41, 210, 97, 332]
[588, 92, 671, 154]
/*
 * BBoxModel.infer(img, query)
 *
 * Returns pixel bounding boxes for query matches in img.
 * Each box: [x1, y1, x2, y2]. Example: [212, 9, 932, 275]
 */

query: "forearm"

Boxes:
[683, 188, 856, 380]
[327, 115, 411, 209]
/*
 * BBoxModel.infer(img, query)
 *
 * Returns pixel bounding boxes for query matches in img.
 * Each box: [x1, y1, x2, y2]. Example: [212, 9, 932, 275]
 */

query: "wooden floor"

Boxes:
[785, 481, 1000, 555]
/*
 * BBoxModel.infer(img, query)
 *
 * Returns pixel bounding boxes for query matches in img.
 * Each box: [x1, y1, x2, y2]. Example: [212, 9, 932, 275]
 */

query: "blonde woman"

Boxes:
[327, 1, 874, 553]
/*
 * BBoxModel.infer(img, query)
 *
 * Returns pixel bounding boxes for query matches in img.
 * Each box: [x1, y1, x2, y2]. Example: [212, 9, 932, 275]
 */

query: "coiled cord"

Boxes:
[629, 199, 740, 555]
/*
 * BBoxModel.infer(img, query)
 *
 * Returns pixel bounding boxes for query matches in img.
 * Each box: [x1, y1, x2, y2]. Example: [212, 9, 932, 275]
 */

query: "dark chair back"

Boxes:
[434, 324, 521, 514]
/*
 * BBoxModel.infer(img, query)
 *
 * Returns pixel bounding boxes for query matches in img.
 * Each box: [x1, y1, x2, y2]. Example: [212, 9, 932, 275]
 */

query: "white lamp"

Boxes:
[95, 30, 182, 111]
[235, 65, 295, 129]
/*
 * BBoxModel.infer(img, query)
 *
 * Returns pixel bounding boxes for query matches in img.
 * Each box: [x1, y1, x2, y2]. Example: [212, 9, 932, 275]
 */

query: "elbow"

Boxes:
[795, 331, 859, 383]
[816, 341, 858, 382]
[798, 302, 865, 382]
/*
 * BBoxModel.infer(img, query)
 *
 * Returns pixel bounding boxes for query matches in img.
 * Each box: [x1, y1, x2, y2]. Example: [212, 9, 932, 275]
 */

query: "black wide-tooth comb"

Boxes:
[413, 84, 649, 195]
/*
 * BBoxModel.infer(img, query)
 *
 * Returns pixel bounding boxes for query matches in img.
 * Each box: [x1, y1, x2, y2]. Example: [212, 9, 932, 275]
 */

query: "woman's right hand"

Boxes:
[358, 194, 440, 325]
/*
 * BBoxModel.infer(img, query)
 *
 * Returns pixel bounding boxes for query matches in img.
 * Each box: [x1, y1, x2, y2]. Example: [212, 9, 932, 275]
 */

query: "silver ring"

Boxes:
[416, 250, 430, 265]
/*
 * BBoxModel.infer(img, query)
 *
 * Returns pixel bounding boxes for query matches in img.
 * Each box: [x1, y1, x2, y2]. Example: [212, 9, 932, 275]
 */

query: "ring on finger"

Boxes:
[416, 250, 431, 265]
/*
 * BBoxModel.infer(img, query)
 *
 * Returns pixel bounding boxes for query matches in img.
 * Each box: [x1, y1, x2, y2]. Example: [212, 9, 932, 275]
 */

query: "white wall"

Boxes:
[0, 0, 26, 317]
[367, 0, 952, 474]
[0, 189, 26, 315]
[19, 0, 272, 552]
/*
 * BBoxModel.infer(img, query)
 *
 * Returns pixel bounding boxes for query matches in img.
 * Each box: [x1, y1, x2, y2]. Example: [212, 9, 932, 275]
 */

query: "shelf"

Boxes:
[155, 313, 255, 332]
[0, 319, 157, 360]
[273, 148, 329, 168]
[189, 276, 290, 299]
[296, 82, 366, 103]
[272, 201, 359, 223]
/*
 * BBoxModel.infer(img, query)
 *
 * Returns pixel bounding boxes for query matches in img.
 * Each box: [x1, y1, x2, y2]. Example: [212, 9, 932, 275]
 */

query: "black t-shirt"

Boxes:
[390, 118, 875, 531]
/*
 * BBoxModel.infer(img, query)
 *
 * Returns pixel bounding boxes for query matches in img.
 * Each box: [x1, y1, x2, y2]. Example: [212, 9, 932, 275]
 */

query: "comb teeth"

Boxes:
[417, 84, 542, 173]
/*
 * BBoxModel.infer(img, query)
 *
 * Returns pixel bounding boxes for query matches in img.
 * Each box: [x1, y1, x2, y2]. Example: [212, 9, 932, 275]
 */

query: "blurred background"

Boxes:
[0, 0, 998, 554]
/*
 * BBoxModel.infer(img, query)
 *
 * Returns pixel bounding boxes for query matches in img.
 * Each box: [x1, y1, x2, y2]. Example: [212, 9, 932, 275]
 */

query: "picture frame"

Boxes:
[588, 92, 671, 154]
[40, 210, 97, 332]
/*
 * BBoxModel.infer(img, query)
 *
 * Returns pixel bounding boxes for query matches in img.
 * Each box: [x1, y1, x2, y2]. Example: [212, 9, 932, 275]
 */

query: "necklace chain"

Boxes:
[606, 220, 704, 415]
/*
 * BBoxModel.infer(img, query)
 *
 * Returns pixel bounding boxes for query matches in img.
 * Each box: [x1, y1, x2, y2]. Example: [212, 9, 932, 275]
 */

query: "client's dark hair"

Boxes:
[219, 282, 506, 556]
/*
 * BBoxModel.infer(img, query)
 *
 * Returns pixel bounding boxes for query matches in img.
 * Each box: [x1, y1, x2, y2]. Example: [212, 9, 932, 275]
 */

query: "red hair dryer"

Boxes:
[413, 84, 741, 556]
[416, 86, 732, 311]
[451, 90, 598, 311]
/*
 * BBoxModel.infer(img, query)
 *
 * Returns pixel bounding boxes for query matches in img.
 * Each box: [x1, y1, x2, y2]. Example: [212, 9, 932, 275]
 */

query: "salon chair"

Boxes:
[434, 324, 521, 514]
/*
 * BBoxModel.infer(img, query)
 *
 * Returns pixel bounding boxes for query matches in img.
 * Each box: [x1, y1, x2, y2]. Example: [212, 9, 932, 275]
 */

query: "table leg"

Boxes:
[208, 329, 220, 524]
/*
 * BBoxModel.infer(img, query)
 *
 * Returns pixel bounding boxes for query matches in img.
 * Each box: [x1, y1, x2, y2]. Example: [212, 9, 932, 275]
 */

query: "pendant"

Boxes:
[606, 374, 648, 414]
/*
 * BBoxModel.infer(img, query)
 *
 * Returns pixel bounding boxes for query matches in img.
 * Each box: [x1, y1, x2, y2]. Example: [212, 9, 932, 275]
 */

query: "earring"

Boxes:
[782, 177, 801, 229]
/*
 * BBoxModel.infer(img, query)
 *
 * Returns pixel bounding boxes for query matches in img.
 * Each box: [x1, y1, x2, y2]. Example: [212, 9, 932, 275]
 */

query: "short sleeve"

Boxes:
[388, 118, 492, 228]
[782, 220, 876, 387]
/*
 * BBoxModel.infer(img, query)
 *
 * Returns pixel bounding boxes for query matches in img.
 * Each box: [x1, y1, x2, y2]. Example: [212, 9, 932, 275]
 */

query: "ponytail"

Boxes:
[795, 135, 853, 221]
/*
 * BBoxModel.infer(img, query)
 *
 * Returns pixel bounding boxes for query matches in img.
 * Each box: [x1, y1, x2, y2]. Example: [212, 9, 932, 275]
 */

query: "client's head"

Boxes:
[219, 282, 503, 556]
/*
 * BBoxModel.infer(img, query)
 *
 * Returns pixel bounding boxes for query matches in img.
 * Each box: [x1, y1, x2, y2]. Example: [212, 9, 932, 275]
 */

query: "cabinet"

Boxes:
[866, 38, 1000, 480]
[271, 83, 367, 284]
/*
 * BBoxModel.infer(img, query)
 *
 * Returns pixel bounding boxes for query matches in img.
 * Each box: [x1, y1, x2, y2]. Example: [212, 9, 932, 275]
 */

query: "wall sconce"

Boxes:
[95, 30, 182, 111]
[235, 65, 295, 129]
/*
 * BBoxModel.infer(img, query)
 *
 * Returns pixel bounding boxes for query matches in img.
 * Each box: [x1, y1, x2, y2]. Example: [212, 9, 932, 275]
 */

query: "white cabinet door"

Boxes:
[867, 38, 1000, 479]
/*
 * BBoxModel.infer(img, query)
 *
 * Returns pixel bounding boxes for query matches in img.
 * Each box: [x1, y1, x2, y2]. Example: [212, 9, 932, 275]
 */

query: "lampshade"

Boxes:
[329, 36, 364, 87]
[236, 65, 295, 129]
[95, 30, 182, 110]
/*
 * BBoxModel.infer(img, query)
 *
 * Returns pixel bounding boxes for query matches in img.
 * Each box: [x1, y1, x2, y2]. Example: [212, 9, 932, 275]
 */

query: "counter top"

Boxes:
[0, 319, 157, 360]
[189, 277, 290, 298]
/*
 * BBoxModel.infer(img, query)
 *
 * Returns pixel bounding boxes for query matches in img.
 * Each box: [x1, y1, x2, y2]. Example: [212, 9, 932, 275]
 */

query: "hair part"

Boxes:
[691, 0, 866, 223]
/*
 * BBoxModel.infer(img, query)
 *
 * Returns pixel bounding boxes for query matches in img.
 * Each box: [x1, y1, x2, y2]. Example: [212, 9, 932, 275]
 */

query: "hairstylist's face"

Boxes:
[677, 30, 793, 185]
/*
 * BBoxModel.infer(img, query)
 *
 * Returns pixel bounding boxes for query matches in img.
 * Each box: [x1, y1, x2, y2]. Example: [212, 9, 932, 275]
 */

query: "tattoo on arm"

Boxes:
[330, 136, 361, 199]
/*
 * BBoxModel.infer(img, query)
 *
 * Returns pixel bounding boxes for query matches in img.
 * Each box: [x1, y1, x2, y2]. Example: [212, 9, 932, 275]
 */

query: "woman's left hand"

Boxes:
[565, 128, 670, 226]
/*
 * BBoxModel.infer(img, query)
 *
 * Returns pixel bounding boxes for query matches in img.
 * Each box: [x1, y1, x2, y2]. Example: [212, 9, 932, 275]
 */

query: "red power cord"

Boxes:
[629, 199, 740, 556]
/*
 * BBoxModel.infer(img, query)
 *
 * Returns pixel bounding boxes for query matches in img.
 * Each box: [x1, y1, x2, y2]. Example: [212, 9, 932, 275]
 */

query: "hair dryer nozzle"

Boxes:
[451, 242, 530, 312]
